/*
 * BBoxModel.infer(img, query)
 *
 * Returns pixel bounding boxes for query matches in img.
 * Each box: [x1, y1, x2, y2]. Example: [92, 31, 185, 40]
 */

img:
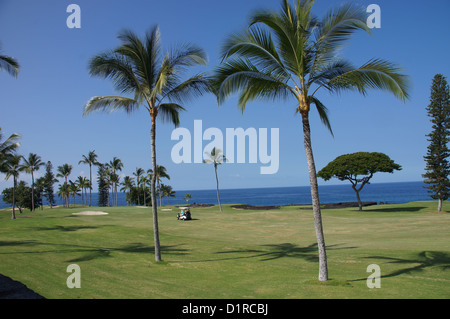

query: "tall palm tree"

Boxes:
[0, 127, 20, 172]
[56, 164, 73, 207]
[76, 176, 90, 205]
[0, 43, 20, 77]
[203, 147, 226, 212]
[83, 26, 210, 261]
[212, 0, 409, 281]
[78, 150, 99, 206]
[4, 155, 24, 219]
[133, 168, 145, 206]
[120, 176, 135, 205]
[21, 153, 45, 211]
[109, 157, 123, 206]
[148, 165, 170, 207]
[109, 171, 120, 206]
[57, 183, 70, 208]
[68, 180, 81, 207]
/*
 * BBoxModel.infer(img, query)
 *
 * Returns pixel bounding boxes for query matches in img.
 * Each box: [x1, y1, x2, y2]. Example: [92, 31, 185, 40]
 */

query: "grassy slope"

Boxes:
[0, 201, 449, 299]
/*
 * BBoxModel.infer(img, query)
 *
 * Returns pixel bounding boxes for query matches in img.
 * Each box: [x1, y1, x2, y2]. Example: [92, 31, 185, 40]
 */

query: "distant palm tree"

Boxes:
[133, 168, 145, 206]
[183, 193, 192, 205]
[109, 171, 120, 206]
[120, 176, 135, 205]
[68, 180, 81, 206]
[21, 153, 45, 211]
[109, 157, 123, 206]
[76, 176, 90, 205]
[4, 155, 24, 219]
[161, 184, 175, 205]
[78, 150, 99, 206]
[56, 164, 73, 207]
[212, 0, 410, 281]
[83, 26, 210, 262]
[0, 43, 20, 77]
[0, 127, 20, 172]
[203, 147, 226, 212]
[148, 165, 170, 207]
[57, 183, 70, 208]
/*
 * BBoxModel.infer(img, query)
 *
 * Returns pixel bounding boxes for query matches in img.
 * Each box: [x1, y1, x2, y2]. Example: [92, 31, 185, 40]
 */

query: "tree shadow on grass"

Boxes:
[30, 225, 99, 232]
[0, 240, 40, 247]
[361, 206, 426, 213]
[349, 251, 450, 282]
[171, 243, 357, 264]
[215, 243, 358, 262]
[0, 239, 189, 263]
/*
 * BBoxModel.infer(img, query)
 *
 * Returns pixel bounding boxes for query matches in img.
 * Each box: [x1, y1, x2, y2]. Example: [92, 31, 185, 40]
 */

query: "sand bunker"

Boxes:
[72, 211, 109, 216]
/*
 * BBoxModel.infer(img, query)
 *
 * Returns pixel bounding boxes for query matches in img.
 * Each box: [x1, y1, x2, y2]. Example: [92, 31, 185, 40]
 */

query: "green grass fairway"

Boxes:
[0, 201, 449, 299]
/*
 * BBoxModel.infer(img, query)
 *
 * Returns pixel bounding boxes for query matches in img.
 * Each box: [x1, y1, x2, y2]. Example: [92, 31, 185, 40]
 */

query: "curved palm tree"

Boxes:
[4, 155, 24, 219]
[148, 165, 170, 207]
[203, 147, 226, 212]
[83, 26, 210, 261]
[213, 0, 409, 281]
[0, 43, 20, 77]
[79, 150, 99, 206]
[21, 153, 45, 211]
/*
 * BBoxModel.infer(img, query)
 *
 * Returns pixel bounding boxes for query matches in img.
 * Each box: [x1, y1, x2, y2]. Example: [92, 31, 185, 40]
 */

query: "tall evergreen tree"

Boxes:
[423, 74, 450, 212]
[43, 161, 57, 208]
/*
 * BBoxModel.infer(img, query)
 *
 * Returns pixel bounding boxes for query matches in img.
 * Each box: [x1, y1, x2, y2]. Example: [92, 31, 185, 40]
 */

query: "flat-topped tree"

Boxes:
[318, 152, 402, 211]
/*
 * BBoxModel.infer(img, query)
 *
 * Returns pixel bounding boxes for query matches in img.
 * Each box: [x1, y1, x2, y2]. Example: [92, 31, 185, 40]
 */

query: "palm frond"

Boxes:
[309, 96, 333, 136]
[158, 103, 185, 127]
[116, 28, 155, 89]
[221, 26, 289, 80]
[154, 44, 208, 100]
[310, 2, 370, 78]
[0, 128, 21, 156]
[0, 54, 20, 77]
[162, 73, 211, 104]
[324, 59, 410, 101]
[83, 96, 139, 116]
[214, 58, 293, 110]
[89, 51, 141, 95]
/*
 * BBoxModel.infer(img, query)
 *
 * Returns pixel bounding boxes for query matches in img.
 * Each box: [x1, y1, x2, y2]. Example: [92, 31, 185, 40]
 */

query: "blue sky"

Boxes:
[1, 0, 449, 192]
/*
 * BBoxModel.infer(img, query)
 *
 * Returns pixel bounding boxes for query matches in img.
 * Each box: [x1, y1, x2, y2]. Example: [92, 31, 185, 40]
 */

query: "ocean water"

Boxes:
[0, 181, 436, 209]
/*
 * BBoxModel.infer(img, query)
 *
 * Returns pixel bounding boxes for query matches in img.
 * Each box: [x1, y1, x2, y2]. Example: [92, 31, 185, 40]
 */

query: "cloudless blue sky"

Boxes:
[1, 0, 449, 192]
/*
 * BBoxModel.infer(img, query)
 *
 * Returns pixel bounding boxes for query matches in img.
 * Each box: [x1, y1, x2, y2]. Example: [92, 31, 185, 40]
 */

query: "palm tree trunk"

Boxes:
[150, 114, 162, 262]
[301, 113, 328, 281]
[31, 171, 35, 211]
[89, 164, 92, 207]
[214, 164, 223, 212]
[12, 176, 16, 219]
